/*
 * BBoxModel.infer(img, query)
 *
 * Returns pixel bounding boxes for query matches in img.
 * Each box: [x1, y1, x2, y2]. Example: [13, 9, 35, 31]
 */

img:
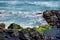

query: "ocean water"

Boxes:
[0, 1, 60, 28]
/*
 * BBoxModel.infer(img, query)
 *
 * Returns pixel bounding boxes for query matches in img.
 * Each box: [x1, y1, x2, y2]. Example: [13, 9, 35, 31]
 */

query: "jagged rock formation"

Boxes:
[0, 30, 20, 40]
[44, 28, 60, 40]
[0, 23, 5, 29]
[8, 23, 23, 29]
[0, 30, 44, 40]
[0, 10, 60, 40]
[19, 30, 43, 40]
[0, 29, 60, 40]
[43, 10, 60, 40]
[43, 10, 60, 28]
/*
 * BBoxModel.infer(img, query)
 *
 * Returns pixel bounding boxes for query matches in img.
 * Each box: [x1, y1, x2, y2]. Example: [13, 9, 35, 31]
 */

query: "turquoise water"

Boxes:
[0, 1, 60, 28]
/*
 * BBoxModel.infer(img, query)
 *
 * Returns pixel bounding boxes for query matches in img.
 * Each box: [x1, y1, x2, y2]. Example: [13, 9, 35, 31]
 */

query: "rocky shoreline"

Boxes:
[0, 10, 60, 40]
[0, 29, 44, 40]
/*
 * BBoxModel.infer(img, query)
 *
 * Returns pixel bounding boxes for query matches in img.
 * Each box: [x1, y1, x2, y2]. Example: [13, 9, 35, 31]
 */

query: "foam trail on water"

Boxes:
[0, 1, 59, 28]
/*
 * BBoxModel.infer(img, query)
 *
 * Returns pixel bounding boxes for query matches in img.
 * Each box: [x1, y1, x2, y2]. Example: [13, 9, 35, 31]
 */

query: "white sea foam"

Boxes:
[0, 10, 47, 28]
[0, 1, 57, 28]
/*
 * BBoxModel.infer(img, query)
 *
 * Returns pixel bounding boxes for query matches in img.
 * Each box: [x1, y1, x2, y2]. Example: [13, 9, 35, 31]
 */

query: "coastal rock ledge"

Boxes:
[43, 10, 60, 28]
[0, 10, 60, 40]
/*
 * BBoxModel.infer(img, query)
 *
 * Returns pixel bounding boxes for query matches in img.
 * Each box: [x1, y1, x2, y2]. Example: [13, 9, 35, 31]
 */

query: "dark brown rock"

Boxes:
[43, 10, 60, 28]
[0, 23, 5, 29]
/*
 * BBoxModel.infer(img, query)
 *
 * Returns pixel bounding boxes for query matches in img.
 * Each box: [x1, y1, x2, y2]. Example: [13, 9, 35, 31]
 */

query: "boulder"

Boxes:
[29, 30, 43, 40]
[0, 23, 5, 29]
[8, 23, 23, 29]
[0, 30, 20, 40]
[43, 10, 60, 28]
[19, 30, 34, 40]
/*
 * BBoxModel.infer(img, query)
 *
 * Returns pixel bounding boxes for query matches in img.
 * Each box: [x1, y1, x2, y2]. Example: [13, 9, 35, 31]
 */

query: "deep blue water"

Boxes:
[0, 1, 60, 28]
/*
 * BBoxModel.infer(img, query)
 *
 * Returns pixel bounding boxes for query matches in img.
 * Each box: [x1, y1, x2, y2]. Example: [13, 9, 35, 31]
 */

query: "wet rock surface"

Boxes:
[0, 30, 44, 40]
[8, 23, 23, 29]
[0, 23, 5, 29]
[0, 10, 60, 40]
[0, 30, 20, 40]
[44, 28, 60, 40]
[0, 29, 59, 40]
[43, 10, 60, 40]
[43, 10, 60, 28]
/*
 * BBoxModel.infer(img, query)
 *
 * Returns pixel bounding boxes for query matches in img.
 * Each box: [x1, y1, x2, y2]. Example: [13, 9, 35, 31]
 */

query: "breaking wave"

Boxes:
[0, 1, 59, 28]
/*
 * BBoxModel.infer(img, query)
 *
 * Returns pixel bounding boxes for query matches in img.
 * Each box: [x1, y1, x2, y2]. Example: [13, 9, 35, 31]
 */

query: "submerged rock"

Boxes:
[35, 13, 42, 15]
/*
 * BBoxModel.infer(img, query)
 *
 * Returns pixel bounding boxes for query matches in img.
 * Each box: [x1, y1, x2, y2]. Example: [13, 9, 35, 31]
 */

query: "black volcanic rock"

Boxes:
[0, 30, 44, 40]
[29, 30, 43, 40]
[19, 30, 34, 40]
[44, 28, 60, 40]
[8, 23, 23, 29]
[0, 10, 60, 40]
[19, 30, 43, 40]
[43, 10, 60, 28]
[0, 30, 20, 40]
